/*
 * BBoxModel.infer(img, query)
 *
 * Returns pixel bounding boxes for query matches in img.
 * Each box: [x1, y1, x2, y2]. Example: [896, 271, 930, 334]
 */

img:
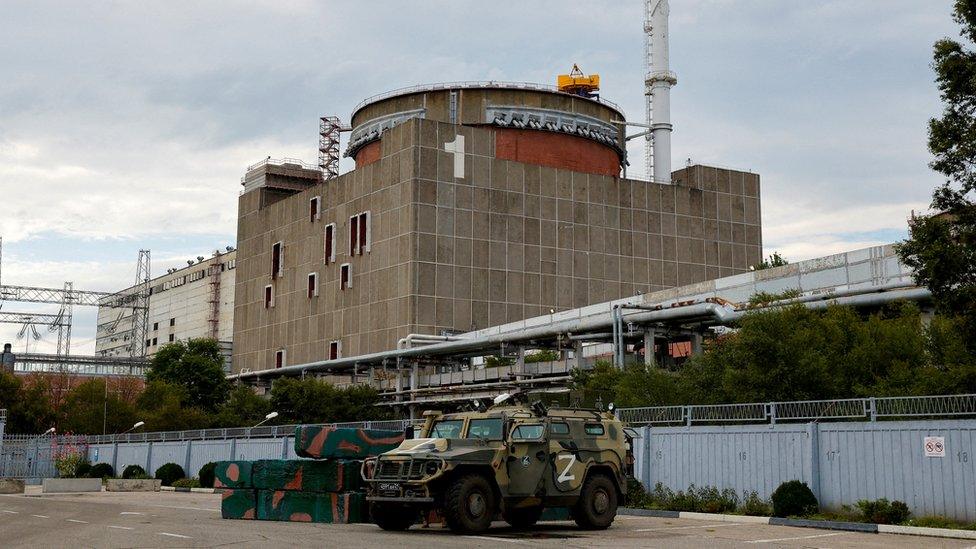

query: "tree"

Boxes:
[897, 0, 976, 340]
[213, 385, 272, 427]
[60, 379, 137, 435]
[136, 380, 212, 432]
[572, 303, 976, 408]
[270, 377, 391, 424]
[146, 338, 229, 411]
[752, 252, 788, 271]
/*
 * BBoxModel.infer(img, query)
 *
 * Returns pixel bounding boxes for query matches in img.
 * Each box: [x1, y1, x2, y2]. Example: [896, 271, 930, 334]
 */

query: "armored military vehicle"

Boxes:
[362, 394, 634, 533]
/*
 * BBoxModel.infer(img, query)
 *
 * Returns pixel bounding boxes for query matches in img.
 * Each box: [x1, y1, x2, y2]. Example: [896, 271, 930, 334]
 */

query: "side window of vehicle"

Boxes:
[511, 424, 545, 441]
[550, 422, 570, 436]
[584, 423, 605, 436]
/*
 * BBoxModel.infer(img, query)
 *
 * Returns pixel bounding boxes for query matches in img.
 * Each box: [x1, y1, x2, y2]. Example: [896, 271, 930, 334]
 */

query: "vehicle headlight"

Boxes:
[425, 461, 440, 475]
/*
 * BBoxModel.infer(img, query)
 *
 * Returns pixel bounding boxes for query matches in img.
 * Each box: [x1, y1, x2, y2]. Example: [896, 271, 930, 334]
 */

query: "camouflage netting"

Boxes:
[256, 490, 367, 523]
[214, 461, 253, 489]
[294, 426, 404, 459]
[220, 488, 257, 520]
[252, 459, 361, 493]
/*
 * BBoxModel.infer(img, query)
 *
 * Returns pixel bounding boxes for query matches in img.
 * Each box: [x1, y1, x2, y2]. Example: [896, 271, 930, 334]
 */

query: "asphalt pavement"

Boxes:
[0, 490, 970, 548]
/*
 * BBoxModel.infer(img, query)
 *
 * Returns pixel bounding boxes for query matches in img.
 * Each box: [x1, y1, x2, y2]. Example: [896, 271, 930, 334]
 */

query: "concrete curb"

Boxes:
[619, 508, 976, 540]
[877, 524, 976, 540]
[160, 486, 216, 493]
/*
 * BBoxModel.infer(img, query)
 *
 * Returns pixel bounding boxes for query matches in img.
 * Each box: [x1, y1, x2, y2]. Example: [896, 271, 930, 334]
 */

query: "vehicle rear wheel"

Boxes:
[572, 473, 617, 530]
[370, 502, 416, 531]
[502, 505, 543, 529]
[444, 474, 496, 533]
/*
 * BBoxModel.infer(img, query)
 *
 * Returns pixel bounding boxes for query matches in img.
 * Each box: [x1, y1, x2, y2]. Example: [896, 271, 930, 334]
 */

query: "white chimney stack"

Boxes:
[645, 0, 677, 183]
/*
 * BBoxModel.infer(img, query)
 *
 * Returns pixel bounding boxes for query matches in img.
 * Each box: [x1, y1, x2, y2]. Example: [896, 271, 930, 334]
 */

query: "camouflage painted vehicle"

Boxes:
[362, 395, 634, 533]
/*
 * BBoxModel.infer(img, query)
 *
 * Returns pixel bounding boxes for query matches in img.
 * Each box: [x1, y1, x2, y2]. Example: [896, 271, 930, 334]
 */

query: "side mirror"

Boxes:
[404, 425, 415, 440]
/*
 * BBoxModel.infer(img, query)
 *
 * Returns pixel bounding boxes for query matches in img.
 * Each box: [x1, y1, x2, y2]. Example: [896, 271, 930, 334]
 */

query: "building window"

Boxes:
[264, 284, 274, 308]
[324, 223, 336, 264]
[168, 334, 175, 342]
[169, 318, 175, 327]
[146, 339, 151, 348]
[329, 340, 341, 360]
[307, 272, 319, 298]
[271, 241, 283, 279]
[309, 196, 321, 222]
[349, 211, 372, 256]
[275, 349, 286, 369]
[340, 263, 351, 290]
[153, 322, 158, 331]
[152, 337, 157, 346]
[349, 215, 358, 256]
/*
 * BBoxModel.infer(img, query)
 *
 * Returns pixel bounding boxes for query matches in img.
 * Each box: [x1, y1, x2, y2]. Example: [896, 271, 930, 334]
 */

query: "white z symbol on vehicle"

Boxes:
[556, 453, 577, 483]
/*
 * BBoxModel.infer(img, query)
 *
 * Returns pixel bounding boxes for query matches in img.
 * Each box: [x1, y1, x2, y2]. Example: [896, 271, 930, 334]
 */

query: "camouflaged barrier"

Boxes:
[214, 461, 253, 489]
[220, 488, 257, 520]
[256, 490, 367, 523]
[294, 426, 404, 459]
[252, 459, 362, 493]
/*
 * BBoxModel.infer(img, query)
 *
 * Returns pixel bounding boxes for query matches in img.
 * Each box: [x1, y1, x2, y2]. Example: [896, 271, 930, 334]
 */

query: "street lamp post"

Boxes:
[252, 412, 278, 429]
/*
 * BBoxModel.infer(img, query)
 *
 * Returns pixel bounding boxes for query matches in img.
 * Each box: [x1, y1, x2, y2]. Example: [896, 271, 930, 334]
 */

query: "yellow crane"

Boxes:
[557, 64, 600, 98]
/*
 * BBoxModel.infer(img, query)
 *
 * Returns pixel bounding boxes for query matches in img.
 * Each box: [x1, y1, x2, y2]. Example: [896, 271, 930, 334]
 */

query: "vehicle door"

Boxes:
[548, 420, 586, 494]
[505, 420, 550, 496]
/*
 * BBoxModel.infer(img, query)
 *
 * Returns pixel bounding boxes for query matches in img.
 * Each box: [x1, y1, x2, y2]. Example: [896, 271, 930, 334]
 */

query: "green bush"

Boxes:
[172, 478, 201, 489]
[75, 461, 92, 479]
[642, 483, 738, 513]
[771, 480, 819, 517]
[88, 463, 114, 479]
[154, 463, 185, 486]
[741, 491, 773, 516]
[122, 464, 147, 479]
[625, 477, 650, 507]
[856, 498, 910, 524]
[198, 462, 216, 488]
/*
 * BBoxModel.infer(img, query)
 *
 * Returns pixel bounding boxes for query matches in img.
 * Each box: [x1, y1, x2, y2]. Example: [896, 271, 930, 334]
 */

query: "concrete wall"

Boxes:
[232, 117, 762, 373]
[634, 419, 976, 522]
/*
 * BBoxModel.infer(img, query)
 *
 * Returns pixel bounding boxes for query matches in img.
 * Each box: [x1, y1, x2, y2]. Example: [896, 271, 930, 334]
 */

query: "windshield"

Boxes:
[466, 418, 503, 440]
[429, 419, 464, 439]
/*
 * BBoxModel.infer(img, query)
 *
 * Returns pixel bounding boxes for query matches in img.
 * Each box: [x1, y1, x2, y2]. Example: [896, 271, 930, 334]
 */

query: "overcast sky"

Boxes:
[0, 0, 958, 353]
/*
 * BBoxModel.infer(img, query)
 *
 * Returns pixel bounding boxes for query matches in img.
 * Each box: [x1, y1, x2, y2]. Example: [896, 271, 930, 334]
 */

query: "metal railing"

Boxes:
[351, 81, 626, 116]
[617, 393, 976, 426]
[85, 419, 418, 445]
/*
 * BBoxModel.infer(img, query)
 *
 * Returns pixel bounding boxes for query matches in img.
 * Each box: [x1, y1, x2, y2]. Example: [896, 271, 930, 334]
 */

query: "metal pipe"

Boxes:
[229, 286, 930, 381]
[397, 334, 464, 350]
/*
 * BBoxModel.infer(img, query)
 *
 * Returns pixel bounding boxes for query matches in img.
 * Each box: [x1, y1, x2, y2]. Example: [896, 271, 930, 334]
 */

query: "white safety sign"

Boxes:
[924, 436, 945, 458]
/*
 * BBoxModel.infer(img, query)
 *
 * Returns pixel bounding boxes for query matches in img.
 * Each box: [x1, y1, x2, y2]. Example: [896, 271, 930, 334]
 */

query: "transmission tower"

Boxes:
[52, 282, 73, 359]
[131, 250, 151, 357]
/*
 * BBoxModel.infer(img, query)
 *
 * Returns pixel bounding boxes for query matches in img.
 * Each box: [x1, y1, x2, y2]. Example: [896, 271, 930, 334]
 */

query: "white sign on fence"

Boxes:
[924, 436, 945, 458]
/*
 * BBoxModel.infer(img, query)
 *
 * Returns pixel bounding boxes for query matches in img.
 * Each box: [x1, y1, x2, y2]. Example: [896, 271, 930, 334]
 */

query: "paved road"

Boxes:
[0, 491, 970, 548]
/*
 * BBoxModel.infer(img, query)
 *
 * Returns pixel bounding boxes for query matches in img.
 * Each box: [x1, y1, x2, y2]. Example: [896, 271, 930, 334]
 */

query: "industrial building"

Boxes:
[95, 249, 236, 369]
[231, 82, 762, 374]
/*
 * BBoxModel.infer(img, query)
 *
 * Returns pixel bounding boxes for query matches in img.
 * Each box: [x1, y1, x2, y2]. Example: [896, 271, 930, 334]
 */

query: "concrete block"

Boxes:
[42, 478, 102, 493]
[0, 479, 25, 494]
[105, 478, 161, 492]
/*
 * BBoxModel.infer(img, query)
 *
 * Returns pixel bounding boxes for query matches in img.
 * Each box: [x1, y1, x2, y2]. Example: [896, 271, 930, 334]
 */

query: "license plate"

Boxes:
[378, 482, 401, 493]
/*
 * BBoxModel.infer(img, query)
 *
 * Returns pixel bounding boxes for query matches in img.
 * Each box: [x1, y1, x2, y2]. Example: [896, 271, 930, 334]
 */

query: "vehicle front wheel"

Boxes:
[502, 505, 543, 529]
[572, 473, 618, 530]
[444, 474, 496, 533]
[370, 502, 416, 531]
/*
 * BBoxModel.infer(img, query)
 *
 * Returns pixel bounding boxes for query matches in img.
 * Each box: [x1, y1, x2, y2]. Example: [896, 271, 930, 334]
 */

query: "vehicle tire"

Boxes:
[444, 474, 496, 533]
[572, 473, 618, 530]
[370, 502, 416, 531]
[502, 505, 543, 529]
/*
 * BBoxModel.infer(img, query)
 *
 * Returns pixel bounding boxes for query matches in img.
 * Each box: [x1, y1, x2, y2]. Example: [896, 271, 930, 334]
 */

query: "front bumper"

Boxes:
[361, 456, 446, 503]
